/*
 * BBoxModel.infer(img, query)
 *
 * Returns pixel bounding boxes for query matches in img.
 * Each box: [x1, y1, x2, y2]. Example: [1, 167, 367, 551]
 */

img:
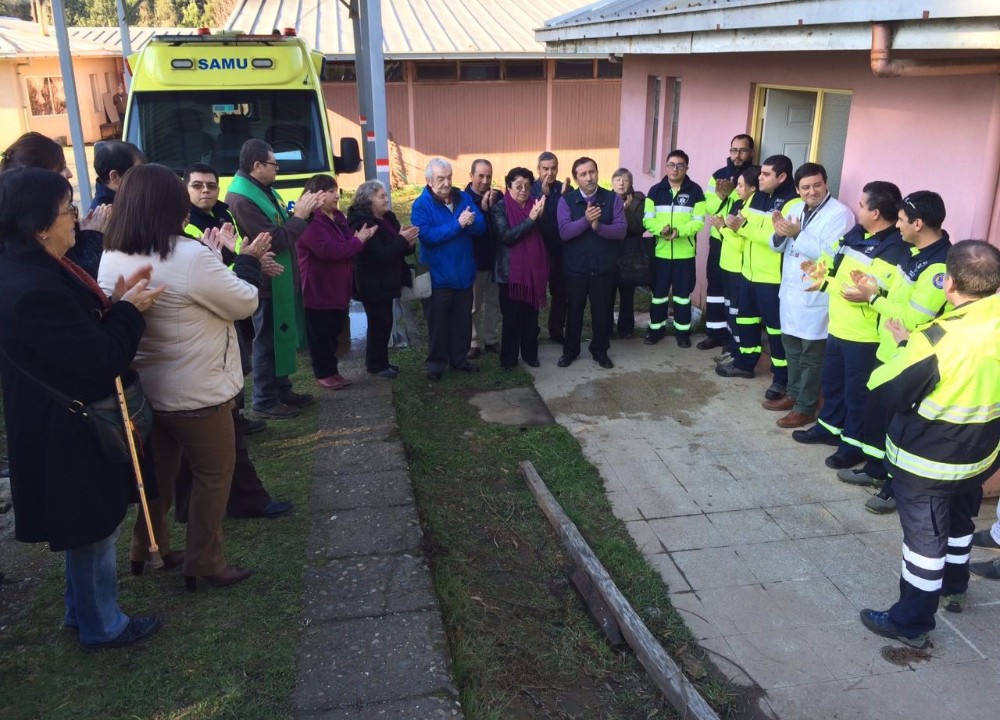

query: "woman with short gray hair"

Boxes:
[347, 180, 418, 378]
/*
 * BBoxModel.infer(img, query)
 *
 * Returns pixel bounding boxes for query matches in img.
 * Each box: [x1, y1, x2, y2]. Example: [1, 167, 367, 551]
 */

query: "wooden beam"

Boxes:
[519, 460, 719, 720]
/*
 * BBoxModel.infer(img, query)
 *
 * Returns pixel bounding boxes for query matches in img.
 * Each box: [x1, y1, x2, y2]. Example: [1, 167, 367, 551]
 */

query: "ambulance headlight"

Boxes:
[171, 59, 194, 69]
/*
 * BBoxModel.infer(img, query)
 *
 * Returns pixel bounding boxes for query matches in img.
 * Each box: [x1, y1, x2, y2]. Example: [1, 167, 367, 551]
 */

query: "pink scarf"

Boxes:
[504, 192, 549, 309]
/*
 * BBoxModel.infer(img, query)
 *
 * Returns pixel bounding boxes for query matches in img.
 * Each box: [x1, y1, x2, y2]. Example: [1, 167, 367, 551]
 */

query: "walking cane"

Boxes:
[114, 376, 163, 569]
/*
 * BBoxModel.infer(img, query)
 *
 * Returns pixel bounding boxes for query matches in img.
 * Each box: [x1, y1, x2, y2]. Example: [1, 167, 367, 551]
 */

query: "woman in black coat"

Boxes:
[346, 180, 417, 378]
[0, 168, 164, 650]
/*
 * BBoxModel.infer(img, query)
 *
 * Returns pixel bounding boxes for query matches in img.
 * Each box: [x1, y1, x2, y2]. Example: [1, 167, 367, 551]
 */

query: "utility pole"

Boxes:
[350, 0, 391, 193]
[116, 0, 134, 90]
[50, 0, 92, 209]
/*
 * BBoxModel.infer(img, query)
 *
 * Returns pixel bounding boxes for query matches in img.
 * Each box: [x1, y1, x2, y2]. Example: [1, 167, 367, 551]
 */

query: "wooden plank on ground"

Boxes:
[519, 460, 720, 720]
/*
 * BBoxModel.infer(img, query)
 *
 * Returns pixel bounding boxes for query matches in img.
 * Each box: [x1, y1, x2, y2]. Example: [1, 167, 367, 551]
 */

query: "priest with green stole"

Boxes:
[226, 139, 324, 419]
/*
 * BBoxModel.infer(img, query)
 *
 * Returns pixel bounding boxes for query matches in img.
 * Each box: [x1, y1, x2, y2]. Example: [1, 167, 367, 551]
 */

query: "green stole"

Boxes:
[228, 174, 300, 377]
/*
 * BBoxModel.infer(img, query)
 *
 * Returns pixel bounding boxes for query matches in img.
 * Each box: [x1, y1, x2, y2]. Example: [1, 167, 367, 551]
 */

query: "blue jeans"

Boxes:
[251, 298, 292, 410]
[64, 526, 129, 645]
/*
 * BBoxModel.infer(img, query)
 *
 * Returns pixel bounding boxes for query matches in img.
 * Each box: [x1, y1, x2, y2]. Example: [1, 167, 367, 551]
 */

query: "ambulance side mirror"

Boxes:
[334, 137, 361, 174]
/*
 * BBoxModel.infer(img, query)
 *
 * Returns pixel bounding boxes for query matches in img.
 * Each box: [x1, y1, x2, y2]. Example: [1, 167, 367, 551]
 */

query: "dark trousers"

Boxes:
[815, 335, 878, 453]
[734, 281, 787, 385]
[175, 406, 272, 521]
[616, 284, 636, 335]
[722, 269, 743, 356]
[704, 237, 729, 340]
[363, 298, 394, 373]
[564, 271, 616, 359]
[861, 359, 892, 481]
[426, 285, 474, 373]
[649, 257, 696, 338]
[782, 335, 826, 415]
[498, 283, 540, 368]
[304, 307, 347, 379]
[547, 252, 568, 340]
[889, 480, 982, 637]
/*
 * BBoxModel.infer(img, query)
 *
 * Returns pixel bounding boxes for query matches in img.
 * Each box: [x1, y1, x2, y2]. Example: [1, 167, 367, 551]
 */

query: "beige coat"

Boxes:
[98, 236, 259, 412]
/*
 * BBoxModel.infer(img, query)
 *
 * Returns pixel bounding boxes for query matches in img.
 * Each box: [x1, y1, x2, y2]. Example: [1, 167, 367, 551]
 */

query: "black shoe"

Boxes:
[550, 335, 565, 344]
[375, 367, 399, 379]
[617, 329, 634, 339]
[427, 370, 442, 381]
[466, 346, 482, 360]
[970, 558, 1000, 580]
[764, 383, 787, 401]
[388, 364, 400, 372]
[696, 336, 724, 351]
[278, 391, 314, 408]
[676, 336, 691, 348]
[82, 615, 161, 651]
[825, 450, 865, 470]
[238, 415, 267, 436]
[254, 402, 301, 419]
[715, 363, 754, 379]
[594, 355, 614, 369]
[972, 529, 1000, 551]
[455, 364, 480, 373]
[791, 427, 839, 446]
[859, 609, 929, 649]
[643, 330, 664, 345]
[484, 343, 500, 354]
[557, 355, 575, 368]
[524, 359, 540, 368]
[256, 501, 293, 519]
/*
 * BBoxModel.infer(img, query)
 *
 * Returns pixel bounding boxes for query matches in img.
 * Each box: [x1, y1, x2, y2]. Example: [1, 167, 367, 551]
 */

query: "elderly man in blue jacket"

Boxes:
[412, 157, 487, 380]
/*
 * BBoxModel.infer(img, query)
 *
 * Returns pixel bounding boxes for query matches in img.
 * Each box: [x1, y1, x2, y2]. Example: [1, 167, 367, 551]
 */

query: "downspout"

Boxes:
[871, 23, 1000, 78]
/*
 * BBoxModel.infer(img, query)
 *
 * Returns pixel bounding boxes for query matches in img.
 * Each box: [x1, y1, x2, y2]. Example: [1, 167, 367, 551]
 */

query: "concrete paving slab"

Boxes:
[766, 503, 850, 539]
[696, 583, 793, 635]
[310, 469, 416, 512]
[301, 695, 463, 719]
[763, 577, 861, 627]
[725, 628, 838, 689]
[705, 508, 789, 545]
[646, 552, 691, 593]
[606, 489, 643, 522]
[295, 611, 456, 712]
[316, 505, 424, 558]
[629, 483, 701, 518]
[648, 513, 729, 552]
[736, 539, 824, 584]
[671, 546, 758, 590]
[467, 387, 554, 426]
[303, 555, 439, 622]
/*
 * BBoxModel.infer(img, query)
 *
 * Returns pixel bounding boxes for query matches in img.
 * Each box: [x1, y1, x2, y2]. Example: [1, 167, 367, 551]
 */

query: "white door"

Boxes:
[760, 89, 816, 168]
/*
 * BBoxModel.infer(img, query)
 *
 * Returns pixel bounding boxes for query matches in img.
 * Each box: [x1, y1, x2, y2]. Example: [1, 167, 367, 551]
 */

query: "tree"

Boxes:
[179, 0, 203, 27]
[152, 0, 180, 26]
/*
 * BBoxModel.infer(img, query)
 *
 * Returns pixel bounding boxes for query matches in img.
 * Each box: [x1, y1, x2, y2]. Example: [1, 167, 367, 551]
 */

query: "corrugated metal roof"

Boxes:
[68, 26, 201, 53]
[0, 17, 113, 58]
[224, 0, 603, 58]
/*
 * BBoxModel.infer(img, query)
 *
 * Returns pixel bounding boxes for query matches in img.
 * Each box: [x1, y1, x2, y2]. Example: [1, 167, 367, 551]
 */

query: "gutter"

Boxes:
[871, 22, 1000, 77]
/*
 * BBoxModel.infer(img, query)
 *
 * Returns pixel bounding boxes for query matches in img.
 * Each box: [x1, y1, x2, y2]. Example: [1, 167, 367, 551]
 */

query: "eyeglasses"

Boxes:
[260, 160, 280, 170]
[666, 162, 687, 170]
[188, 181, 219, 191]
[59, 204, 79, 220]
[730, 148, 753, 155]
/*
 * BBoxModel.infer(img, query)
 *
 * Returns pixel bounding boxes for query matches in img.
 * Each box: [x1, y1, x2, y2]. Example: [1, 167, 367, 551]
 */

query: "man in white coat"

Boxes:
[766, 162, 855, 428]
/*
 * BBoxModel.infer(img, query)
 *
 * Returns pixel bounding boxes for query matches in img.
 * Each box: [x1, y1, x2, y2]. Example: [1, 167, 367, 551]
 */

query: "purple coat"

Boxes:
[297, 210, 364, 310]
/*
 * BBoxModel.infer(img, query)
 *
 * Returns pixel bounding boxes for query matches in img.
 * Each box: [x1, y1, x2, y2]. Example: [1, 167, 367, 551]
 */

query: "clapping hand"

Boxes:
[240, 231, 272, 259]
[529, 195, 546, 221]
[260, 252, 284, 278]
[800, 259, 827, 291]
[725, 214, 745, 232]
[459, 207, 476, 228]
[715, 178, 735, 200]
[773, 212, 801, 238]
[293, 191, 323, 219]
[201, 227, 226, 261]
[355, 223, 377, 242]
[79, 203, 112, 234]
[885, 318, 910, 344]
[841, 269, 879, 303]
[400, 225, 419, 246]
[111, 263, 154, 303]
[707, 215, 725, 230]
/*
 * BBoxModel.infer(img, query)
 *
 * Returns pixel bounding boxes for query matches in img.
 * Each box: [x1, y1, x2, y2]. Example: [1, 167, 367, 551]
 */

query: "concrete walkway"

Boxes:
[294, 351, 463, 719]
[527, 335, 1000, 720]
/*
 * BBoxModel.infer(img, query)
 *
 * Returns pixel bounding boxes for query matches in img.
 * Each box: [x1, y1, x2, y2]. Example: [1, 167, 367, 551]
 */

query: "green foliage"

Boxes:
[180, 0, 204, 27]
[59, 0, 213, 27]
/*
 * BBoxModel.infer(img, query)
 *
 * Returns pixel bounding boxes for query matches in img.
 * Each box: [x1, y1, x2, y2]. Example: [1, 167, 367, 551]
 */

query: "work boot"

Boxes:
[859, 609, 929, 649]
[970, 558, 1000, 580]
[940, 593, 966, 613]
[972, 529, 1000, 551]
[865, 489, 897, 514]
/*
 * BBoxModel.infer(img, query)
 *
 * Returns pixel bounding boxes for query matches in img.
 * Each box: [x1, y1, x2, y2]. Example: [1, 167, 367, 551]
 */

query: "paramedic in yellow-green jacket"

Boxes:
[642, 150, 706, 348]
[859, 240, 1000, 649]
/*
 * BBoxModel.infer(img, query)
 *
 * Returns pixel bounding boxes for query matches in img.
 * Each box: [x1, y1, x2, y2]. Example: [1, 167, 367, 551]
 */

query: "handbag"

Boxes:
[400, 269, 433, 300]
[618, 234, 655, 287]
[0, 345, 152, 465]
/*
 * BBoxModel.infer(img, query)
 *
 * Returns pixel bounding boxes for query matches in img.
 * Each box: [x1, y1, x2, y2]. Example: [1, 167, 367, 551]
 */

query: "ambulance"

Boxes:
[123, 30, 360, 193]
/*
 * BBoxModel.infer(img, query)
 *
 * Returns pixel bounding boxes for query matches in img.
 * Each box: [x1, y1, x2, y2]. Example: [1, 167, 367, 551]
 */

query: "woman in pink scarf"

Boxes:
[489, 168, 549, 369]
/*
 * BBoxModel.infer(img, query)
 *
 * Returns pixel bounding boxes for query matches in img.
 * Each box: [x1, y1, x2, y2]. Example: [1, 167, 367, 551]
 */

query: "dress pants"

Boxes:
[470, 270, 501, 348]
[547, 251, 568, 340]
[815, 335, 878, 452]
[364, 298, 395, 372]
[425, 285, 474, 373]
[733, 281, 787, 385]
[563, 271, 616, 359]
[131, 400, 236, 577]
[498, 283, 540, 368]
[64, 527, 129, 645]
[782, 335, 826, 415]
[616, 284, 636, 335]
[251, 298, 293, 411]
[889, 480, 981, 636]
[304, 307, 348, 379]
[704, 237, 730, 341]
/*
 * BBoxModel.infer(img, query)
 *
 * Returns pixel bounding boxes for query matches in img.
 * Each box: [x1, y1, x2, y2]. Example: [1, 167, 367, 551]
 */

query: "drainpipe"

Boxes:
[871, 23, 1000, 78]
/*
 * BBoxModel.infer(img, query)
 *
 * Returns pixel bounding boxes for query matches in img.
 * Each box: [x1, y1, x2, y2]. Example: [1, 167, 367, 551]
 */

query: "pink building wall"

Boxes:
[619, 52, 1000, 301]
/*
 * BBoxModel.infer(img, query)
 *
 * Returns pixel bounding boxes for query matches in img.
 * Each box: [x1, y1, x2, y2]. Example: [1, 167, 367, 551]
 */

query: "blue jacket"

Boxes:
[412, 185, 484, 290]
[89, 181, 116, 212]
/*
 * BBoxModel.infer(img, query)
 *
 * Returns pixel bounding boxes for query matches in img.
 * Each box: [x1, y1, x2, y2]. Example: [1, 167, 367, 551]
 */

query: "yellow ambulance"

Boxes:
[123, 30, 359, 193]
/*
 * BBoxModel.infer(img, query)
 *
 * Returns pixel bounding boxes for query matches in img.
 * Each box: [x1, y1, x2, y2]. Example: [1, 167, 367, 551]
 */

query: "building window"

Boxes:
[554, 59, 594, 79]
[26, 77, 66, 117]
[414, 62, 458, 82]
[646, 77, 661, 174]
[596, 59, 623, 79]
[385, 62, 405, 83]
[460, 61, 500, 81]
[323, 62, 357, 82]
[669, 78, 682, 152]
[503, 60, 544, 80]
[89, 74, 102, 113]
